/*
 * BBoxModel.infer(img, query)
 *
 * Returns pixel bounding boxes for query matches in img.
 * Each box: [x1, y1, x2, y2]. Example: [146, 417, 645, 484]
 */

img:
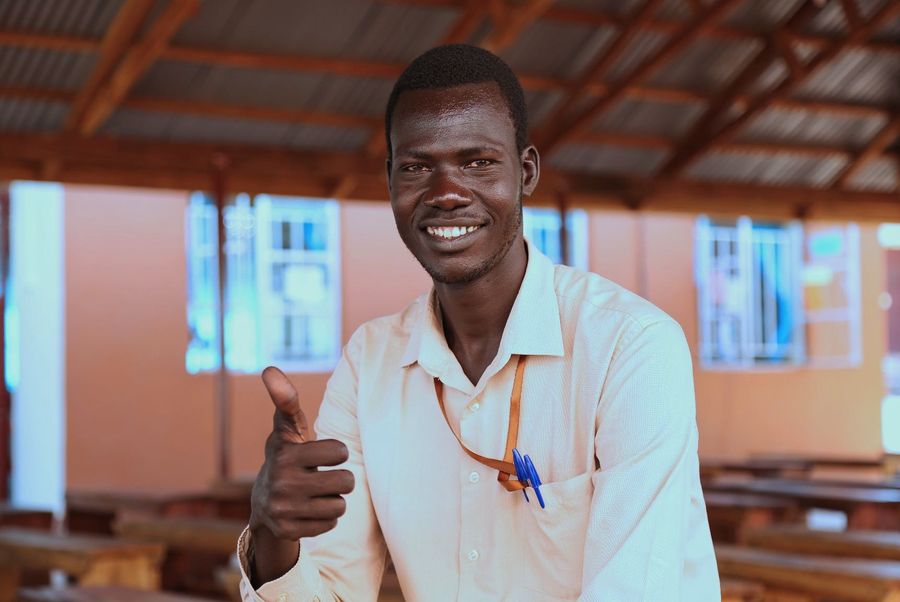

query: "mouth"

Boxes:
[424, 224, 483, 243]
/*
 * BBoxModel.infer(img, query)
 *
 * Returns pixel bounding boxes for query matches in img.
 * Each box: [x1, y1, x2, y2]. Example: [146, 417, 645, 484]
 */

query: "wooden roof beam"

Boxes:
[831, 111, 900, 189]
[548, 0, 667, 130]
[480, 0, 556, 52]
[652, 0, 900, 182]
[0, 29, 100, 52]
[74, 0, 200, 135]
[535, 0, 743, 155]
[656, 0, 822, 181]
[64, 0, 156, 132]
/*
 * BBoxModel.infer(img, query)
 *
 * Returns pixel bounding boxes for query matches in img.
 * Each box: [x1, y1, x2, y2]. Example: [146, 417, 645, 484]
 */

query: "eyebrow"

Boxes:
[395, 145, 505, 160]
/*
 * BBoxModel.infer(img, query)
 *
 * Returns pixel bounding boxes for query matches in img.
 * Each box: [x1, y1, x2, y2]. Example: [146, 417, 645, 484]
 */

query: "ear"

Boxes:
[520, 144, 540, 197]
[385, 158, 393, 194]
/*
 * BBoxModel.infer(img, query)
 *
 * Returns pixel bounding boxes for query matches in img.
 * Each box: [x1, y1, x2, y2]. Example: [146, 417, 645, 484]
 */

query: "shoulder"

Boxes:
[343, 292, 429, 354]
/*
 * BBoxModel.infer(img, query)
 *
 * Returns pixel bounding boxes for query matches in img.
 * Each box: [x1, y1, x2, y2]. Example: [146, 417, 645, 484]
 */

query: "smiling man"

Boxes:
[237, 45, 720, 601]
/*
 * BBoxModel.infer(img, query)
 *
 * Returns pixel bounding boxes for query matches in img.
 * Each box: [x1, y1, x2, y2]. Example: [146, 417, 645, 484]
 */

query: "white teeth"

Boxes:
[426, 225, 481, 240]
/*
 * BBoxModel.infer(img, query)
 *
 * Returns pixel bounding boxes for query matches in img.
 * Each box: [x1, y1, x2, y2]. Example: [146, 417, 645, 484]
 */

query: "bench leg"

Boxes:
[0, 567, 20, 602]
[78, 558, 160, 590]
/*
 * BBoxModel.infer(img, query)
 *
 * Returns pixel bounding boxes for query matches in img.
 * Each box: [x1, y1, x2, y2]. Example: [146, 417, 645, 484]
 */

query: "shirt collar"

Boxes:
[399, 238, 564, 375]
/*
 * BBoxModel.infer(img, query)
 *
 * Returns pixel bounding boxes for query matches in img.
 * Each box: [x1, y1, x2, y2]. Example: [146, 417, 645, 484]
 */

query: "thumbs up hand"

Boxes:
[249, 367, 354, 583]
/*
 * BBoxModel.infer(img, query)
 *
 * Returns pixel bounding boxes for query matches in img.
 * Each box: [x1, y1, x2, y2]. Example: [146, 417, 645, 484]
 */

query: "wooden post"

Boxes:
[0, 182, 9, 501]
[211, 155, 231, 482]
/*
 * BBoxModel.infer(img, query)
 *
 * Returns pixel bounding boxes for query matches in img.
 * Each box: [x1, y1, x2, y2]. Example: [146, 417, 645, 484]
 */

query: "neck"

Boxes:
[434, 238, 528, 383]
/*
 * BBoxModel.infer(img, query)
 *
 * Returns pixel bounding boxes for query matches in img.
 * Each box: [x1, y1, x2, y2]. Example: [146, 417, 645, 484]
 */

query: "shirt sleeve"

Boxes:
[578, 319, 720, 602]
[237, 329, 388, 602]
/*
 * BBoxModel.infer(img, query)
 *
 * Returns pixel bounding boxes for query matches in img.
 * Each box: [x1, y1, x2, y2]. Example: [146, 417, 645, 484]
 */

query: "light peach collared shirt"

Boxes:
[238, 239, 720, 601]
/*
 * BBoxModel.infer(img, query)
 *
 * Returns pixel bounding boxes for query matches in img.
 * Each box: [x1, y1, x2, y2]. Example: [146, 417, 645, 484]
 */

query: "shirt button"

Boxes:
[468, 471, 480, 483]
[277, 594, 287, 602]
[468, 549, 480, 561]
[470, 402, 481, 412]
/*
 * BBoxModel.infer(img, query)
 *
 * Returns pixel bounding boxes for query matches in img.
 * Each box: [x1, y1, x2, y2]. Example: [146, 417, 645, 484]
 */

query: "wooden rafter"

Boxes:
[64, 0, 156, 132]
[831, 111, 900, 189]
[4, 132, 900, 220]
[382, 1, 900, 56]
[535, 0, 743, 155]
[548, 0, 667, 131]
[650, 0, 900, 180]
[655, 0, 822, 181]
[74, 0, 200, 135]
[0, 30, 891, 121]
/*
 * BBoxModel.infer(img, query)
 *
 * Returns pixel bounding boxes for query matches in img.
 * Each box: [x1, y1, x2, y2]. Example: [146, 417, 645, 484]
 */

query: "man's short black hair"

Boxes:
[384, 44, 528, 158]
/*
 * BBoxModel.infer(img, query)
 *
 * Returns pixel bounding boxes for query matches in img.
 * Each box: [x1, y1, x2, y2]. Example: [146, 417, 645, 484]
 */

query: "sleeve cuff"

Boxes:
[236, 525, 326, 602]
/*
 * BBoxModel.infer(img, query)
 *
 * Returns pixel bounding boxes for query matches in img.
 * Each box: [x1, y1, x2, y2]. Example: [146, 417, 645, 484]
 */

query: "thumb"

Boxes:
[262, 366, 308, 441]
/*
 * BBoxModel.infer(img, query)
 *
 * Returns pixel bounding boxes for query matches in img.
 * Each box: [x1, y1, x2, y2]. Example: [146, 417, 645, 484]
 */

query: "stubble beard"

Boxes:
[416, 192, 523, 286]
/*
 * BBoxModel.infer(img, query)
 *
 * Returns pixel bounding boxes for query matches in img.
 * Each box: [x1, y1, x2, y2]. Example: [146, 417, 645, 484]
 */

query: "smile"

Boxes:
[425, 225, 481, 241]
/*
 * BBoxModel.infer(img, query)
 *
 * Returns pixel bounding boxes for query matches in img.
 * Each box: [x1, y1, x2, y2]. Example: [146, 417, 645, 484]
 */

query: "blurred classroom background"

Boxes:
[1, 0, 900, 600]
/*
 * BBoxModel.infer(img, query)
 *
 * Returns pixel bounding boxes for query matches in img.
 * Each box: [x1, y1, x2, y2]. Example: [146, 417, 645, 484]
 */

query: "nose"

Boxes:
[423, 170, 472, 211]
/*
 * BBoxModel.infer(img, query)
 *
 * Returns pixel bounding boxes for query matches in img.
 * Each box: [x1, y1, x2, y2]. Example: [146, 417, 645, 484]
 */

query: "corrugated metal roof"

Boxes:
[549, 143, 666, 176]
[794, 48, 900, 106]
[846, 156, 898, 192]
[607, 30, 671, 83]
[721, 0, 802, 31]
[0, 46, 96, 91]
[687, 151, 847, 187]
[647, 36, 760, 93]
[172, 0, 456, 64]
[0, 0, 123, 38]
[556, 0, 643, 16]
[736, 106, 887, 149]
[0, 97, 67, 132]
[593, 98, 705, 138]
[502, 19, 615, 80]
[101, 106, 368, 152]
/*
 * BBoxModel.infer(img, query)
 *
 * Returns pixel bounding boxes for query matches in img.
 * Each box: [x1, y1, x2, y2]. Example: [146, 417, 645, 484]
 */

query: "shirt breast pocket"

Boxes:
[511, 469, 594, 600]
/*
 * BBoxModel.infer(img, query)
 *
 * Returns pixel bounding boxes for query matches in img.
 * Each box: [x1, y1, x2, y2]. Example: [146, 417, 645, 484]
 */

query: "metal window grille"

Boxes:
[522, 207, 589, 269]
[695, 216, 805, 368]
[185, 193, 341, 373]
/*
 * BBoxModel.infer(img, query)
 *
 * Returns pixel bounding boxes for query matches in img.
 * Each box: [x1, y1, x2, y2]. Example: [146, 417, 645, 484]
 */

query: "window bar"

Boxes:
[737, 217, 755, 366]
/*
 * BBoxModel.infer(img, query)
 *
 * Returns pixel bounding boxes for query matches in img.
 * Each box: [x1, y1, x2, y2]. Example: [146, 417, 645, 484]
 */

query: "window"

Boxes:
[523, 207, 588, 269]
[185, 193, 341, 373]
[694, 216, 805, 368]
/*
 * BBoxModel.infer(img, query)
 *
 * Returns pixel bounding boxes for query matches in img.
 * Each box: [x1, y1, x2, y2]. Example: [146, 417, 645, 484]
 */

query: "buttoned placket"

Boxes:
[457, 387, 484, 600]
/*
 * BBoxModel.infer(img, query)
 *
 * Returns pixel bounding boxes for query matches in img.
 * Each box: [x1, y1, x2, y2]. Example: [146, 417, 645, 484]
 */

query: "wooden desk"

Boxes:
[720, 579, 765, 602]
[0, 528, 164, 600]
[17, 586, 221, 601]
[746, 526, 900, 561]
[706, 478, 900, 530]
[0, 506, 53, 531]
[114, 516, 244, 596]
[717, 544, 900, 602]
[705, 492, 801, 544]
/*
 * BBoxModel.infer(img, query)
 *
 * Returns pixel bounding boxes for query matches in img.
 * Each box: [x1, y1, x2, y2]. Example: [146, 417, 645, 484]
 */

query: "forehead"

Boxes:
[390, 82, 516, 153]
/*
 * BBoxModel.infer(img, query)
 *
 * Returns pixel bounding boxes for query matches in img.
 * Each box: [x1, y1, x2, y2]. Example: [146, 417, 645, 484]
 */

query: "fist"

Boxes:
[249, 366, 355, 542]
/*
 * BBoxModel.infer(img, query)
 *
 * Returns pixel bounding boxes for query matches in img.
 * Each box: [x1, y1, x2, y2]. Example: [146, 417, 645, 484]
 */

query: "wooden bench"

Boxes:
[720, 579, 765, 601]
[705, 491, 801, 544]
[746, 526, 900, 561]
[0, 506, 53, 531]
[16, 586, 222, 601]
[705, 478, 900, 530]
[0, 528, 164, 600]
[114, 516, 244, 596]
[716, 544, 900, 601]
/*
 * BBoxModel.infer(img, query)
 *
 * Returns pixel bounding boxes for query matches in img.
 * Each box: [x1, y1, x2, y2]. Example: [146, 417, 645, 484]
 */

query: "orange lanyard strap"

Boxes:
[434, 355, 527, 492]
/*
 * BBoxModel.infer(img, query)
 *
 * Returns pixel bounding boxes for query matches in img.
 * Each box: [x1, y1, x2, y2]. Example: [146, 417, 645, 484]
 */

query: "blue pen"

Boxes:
[523, 454, 545, 509]
[511, 448, 530, 503]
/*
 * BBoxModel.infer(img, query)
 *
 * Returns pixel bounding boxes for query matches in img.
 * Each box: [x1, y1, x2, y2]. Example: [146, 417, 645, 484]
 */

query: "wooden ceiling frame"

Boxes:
[0, 30, 891, 121]
[3, 131, 899, 220]
[73, 0, 201, 135]
[534, 0, 745, 156]
[650, 0, 900, 190]
[386, 0, 900, 56]
[831, 111, 900, 189]
[654, 0, 823, 182]
[64, 0, 156, 133]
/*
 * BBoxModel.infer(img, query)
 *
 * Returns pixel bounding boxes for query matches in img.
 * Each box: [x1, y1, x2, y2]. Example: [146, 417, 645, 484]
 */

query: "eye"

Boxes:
[400, 163, 429, 173]
[465, 159, 494, 168]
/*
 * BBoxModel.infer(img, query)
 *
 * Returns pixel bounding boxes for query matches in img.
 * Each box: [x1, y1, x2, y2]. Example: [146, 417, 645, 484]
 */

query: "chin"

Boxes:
[421, 256, 495, 285]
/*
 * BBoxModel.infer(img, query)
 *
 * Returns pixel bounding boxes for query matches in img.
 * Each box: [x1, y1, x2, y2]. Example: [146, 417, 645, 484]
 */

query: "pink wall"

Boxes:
[64, 187, 887, 493]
